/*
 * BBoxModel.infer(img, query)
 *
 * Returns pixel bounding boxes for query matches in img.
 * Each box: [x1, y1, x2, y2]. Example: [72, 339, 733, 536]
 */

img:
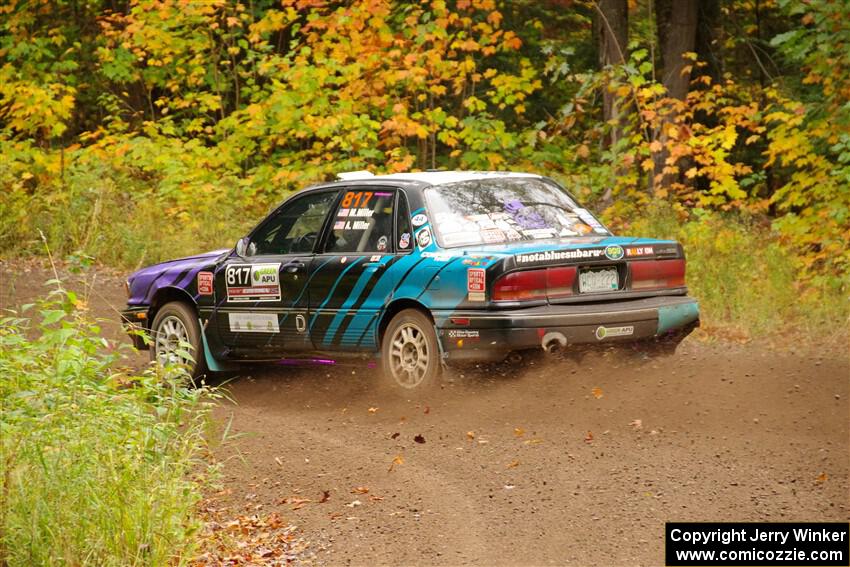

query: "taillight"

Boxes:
[630, 259, 686, 290]
[492, 266, 578, 301]
[546, 266, 577, 298]
[493, 270, 547, 301]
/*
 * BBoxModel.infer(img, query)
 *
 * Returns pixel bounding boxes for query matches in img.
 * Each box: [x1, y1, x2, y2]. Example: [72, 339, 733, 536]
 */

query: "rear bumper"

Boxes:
[433, 295, 699, 361]
[120, 306, 150, 350]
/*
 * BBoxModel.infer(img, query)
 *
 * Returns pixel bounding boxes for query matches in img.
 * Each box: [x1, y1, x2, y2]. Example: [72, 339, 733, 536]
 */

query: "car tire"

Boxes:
[150, 301, 208, 381]
[380, 309, 441, 391]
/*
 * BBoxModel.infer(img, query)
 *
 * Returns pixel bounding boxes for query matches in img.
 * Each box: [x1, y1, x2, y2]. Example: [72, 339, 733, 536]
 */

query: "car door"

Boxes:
[213, 189, 339, 356]
[307, 187, 414, 351]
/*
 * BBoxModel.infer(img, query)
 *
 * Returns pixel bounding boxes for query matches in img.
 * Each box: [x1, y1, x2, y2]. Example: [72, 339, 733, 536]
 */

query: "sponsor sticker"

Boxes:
[421, 251, 455, 262]
[416, 227, 432, 249]
[447, 329, 480, 339]
[399, 232, 411, 249]
[411, 213, 428, 227]
[595, 325, 634, 340]
[370, 255, 381, 262]
[467, 268, 486, 301]
[604, 245, 625, 261]
[481, 228, 505, 243]
[197, 271, 213, 295]
[442, 232, 482, 247]
[516, 248, 605, 266]
[625, 246, 654, 257]
[377, 235, 388, 252]
[226, 264, 281, 302]
[228, 312, 280, 333]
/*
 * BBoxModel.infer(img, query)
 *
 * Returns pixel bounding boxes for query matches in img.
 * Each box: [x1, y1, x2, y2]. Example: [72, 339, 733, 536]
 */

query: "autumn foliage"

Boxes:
[0, 0, 847, 320]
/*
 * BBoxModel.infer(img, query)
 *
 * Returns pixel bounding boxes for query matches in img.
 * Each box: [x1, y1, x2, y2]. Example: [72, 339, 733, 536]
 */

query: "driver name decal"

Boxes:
[226, 263, 281, 302]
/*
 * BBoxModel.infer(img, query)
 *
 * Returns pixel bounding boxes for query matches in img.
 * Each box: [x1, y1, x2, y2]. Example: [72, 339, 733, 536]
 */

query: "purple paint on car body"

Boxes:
[127, 249, 230, 306]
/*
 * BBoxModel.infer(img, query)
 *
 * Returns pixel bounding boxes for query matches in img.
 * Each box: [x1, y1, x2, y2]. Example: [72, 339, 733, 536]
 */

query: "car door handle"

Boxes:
[364, 262, 385, 269]
[284, 261, 305, 273]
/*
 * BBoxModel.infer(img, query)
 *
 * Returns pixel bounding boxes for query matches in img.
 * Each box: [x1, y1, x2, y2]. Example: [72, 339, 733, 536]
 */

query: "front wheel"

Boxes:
[150, 301, 207, 380]
[380, 309, 441, 391]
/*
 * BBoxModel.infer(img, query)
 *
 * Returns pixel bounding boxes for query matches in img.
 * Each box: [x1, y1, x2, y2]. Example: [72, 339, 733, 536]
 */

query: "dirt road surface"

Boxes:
[3, 261, 848, 566]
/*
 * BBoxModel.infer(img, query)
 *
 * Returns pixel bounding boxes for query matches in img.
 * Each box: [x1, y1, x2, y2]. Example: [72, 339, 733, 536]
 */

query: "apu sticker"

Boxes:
[228, 312, 280, 333]
[197, 271, 213, 295]
[411, 213, 428, 227]
[595, 325, 634, 340]
[467, 268, 486, 302]
[416, 227, 432, 249]
[225, 264, 281, 302]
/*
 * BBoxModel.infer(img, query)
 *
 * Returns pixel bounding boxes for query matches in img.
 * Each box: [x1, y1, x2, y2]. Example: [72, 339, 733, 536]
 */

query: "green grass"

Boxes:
[0, 288, 217, 566]
[623, 205, 849, 345]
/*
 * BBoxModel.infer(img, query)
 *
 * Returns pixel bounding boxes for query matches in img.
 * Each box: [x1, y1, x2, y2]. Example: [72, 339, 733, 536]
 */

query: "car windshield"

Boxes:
[424, 177, 609, 248]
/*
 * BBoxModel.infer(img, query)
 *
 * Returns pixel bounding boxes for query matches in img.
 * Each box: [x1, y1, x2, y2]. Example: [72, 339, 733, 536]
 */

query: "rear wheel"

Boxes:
[381, 309, 441, 391]
[150, 301, 207, 380]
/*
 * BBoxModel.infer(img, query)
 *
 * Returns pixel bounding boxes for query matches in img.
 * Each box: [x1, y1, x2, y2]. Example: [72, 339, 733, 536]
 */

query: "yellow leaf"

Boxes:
[388, 454, 404, 472]
[591, 387, 603, 399]
[641, 158, 655, 172]
[506, 460, 520, 469]
[513, 427, 525, 437]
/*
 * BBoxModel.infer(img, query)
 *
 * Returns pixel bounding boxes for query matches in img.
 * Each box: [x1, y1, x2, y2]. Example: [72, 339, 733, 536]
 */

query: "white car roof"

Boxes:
[337, 170, 541, 185]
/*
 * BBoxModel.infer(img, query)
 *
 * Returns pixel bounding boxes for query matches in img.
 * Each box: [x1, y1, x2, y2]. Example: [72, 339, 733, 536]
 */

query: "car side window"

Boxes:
[248, 191, 338, 256]
[396, 192, 413, 253]
[324, 189, 396, 254]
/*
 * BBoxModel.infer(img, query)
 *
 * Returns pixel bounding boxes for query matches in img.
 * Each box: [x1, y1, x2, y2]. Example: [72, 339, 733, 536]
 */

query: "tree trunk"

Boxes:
[594, 0, 628, 149]
[653, 0, 699, 193]
[659, 0, 698, 100]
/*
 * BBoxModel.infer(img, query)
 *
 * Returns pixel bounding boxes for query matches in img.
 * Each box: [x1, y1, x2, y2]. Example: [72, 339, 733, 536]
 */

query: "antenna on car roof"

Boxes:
[337, 170, 375, 180]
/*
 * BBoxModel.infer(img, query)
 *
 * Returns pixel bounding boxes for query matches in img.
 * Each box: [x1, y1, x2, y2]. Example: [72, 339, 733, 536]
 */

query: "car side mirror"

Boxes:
[235, 237, 248, 257]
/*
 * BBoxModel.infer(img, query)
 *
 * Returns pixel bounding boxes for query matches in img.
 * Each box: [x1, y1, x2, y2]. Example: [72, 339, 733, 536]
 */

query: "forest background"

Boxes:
[1, 0, 848, 341]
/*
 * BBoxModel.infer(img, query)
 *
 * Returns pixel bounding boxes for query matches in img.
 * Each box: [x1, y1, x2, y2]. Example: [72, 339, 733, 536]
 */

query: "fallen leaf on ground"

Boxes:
[592, 387, 604, 399]
[285, 497, 312, 510]
[414, 434, 425, 444]
[388, 454, 404, 472]
[390, 432, 400, 439]
[630, 419, 643, 430]
[584, 431, 594, 443]
[319, 490, 330, 503]
[346, 500, 362, 507]
[514, 427, 525, 437]
[506, 459, 520, 468]
[351, 486, 369, 494]
[816, 472, 828, 484]
[368, 407, 379, 413]
[466, 431, 475, 440]
[523, 438, 543, 445]
[369, 495, 384, 502]
[424, 405, 430, 414]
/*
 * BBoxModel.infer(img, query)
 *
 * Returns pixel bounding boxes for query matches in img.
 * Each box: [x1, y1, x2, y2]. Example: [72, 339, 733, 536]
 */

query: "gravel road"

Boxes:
[3, 261, 847, 566]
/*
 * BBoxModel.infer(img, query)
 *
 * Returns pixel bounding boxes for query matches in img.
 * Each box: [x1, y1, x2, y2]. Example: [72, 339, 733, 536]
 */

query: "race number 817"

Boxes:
[226, 265, 251, 286]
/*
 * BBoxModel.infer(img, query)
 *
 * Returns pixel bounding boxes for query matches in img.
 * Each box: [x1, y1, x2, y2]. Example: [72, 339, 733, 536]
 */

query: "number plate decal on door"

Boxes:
[225, 263, 281, 302]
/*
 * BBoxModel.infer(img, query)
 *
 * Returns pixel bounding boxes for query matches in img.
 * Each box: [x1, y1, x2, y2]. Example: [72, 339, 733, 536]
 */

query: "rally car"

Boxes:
[121, 171, 699, 389]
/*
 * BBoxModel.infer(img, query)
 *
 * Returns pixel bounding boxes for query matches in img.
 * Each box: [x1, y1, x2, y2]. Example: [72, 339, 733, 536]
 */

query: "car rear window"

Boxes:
[424, 178, 609, 248]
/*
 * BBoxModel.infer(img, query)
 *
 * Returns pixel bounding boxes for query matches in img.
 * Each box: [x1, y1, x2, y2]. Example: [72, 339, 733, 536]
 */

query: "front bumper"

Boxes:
[120, 306, 150, 350]
[434, 295, 699, 361]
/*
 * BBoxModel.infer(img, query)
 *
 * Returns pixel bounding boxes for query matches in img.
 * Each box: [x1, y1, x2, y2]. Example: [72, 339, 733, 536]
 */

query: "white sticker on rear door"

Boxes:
[225, 263, 281, 302]
[228, 312, 280, 333]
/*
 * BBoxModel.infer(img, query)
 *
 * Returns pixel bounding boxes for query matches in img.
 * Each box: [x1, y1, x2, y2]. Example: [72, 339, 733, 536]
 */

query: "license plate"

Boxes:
[579, 267, 619, 293]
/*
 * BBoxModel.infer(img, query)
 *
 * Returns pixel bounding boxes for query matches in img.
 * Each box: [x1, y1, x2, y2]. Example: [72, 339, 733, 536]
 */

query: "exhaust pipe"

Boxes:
[541, 332, 567, 354]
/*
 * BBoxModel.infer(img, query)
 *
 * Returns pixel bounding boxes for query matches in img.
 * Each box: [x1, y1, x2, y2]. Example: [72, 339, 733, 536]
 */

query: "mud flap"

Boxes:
[656, 301, 700, 335]
[199, 318, 238, 372]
